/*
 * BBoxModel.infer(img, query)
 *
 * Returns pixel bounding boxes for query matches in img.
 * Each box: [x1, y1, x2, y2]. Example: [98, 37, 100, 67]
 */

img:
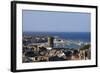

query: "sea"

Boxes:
[23, 32, 90, 49]
[23, 32, 90, 42]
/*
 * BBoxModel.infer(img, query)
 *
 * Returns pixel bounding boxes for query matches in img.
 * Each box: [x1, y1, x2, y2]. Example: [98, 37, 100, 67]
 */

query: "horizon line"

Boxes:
[23, 31, 90, 33]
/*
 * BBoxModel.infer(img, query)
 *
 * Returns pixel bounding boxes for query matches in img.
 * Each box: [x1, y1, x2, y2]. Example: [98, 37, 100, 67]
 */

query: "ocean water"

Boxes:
[23, 32, 91, 42]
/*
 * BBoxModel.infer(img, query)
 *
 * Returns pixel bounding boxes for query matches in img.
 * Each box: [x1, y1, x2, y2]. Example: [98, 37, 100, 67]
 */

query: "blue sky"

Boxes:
[23, 10, 90, 32]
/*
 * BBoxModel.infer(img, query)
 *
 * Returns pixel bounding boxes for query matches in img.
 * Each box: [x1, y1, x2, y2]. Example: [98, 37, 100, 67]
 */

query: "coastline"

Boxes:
[22, 32, 91, 63]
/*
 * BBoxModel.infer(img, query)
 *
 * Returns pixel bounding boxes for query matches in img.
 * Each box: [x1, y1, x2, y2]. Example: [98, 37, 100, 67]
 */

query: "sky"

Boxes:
[23, 10, 90, 32]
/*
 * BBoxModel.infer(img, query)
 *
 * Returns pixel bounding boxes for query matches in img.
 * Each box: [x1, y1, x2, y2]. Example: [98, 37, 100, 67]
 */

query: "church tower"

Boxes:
[48, 36, 54, 48]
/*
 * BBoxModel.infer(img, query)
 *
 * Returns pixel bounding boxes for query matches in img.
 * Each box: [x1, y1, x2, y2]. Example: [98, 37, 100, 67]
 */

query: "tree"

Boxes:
[80, 44, 90, 50]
